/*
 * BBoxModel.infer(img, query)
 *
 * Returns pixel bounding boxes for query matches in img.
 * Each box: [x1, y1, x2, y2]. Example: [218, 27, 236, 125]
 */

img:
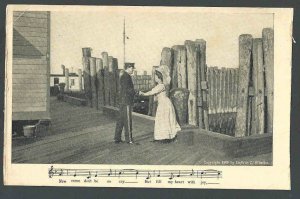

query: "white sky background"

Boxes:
[50, 11, 273, 74]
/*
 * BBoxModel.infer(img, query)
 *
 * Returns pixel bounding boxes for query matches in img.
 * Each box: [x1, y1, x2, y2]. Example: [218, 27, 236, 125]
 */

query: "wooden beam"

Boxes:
[102, 52, 110, 106]
[108, 56, 116, 107]
[263, 28, 274, 134]
[251, 38, 265, 135]
[82, 56, 92, 107]
[161, 47, 173, 93]
[185, 40, 198, 126]
[171, 45, 181, 89]
[90, 57, 98, 109]
[235, 34, 253, 137]
[96, 58, 104, 110]
[65, 68, 69, 92]
[148, 66, 159, 116]
[195, 39, 208, 130]
[78, 69, 82, 91]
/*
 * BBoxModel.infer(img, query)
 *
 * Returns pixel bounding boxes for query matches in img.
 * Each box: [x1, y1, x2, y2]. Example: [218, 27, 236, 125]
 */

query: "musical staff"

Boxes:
[48, 166, 222, 180]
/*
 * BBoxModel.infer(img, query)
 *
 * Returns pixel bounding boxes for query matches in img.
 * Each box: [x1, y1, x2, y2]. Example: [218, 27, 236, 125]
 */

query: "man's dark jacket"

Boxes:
[119, 72, 136, 105]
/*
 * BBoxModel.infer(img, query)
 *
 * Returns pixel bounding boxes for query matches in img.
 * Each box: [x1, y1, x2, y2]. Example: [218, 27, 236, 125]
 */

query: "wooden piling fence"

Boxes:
[79, 28, 273, 138]
[206, 66, 239, 135]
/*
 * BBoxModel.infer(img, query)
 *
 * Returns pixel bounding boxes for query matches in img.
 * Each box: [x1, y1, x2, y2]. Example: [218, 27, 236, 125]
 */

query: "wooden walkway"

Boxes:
[12, 97, 271, 165]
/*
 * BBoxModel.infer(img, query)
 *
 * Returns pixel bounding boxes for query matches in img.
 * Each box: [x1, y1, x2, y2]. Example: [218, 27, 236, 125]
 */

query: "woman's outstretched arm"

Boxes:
[141, 84, 165, 96]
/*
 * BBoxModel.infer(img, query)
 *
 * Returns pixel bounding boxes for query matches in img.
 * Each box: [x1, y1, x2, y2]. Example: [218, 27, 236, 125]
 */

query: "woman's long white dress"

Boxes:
[144, 83, 181, 140]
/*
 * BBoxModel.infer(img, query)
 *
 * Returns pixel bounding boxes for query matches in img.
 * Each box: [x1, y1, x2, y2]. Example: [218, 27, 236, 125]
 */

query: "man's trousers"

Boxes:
[114, 104, 133, 142]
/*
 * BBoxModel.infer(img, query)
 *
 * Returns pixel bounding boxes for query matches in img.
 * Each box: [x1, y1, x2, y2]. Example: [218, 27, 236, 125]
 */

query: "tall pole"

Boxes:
[123, 17, 126, 69]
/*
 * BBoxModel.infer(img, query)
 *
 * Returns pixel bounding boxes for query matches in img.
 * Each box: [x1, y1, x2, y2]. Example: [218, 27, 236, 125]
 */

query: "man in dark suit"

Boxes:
[114, 63, 137, 144]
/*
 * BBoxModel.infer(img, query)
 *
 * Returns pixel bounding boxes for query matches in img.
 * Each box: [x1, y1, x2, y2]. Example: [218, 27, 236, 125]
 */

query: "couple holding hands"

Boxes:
[114, 63, 181, 144]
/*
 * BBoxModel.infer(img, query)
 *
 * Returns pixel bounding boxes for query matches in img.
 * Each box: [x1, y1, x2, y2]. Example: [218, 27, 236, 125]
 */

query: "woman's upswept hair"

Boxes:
[155, 70, 164, 83]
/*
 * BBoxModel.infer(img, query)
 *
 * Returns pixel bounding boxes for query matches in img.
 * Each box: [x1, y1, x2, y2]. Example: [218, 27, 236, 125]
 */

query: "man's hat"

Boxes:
[125, 62, 135, 69]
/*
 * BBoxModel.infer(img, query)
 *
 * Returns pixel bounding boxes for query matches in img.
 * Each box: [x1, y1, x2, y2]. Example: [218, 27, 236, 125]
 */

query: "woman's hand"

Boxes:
[139, 91, 145, 96]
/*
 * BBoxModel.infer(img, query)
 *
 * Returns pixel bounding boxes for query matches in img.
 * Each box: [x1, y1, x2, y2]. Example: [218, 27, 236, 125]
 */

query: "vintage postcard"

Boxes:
[3, 5, 293, 189]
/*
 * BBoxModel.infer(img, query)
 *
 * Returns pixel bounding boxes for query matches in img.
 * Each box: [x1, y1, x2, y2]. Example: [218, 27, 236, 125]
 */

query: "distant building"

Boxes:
[50, 66, 83, 91]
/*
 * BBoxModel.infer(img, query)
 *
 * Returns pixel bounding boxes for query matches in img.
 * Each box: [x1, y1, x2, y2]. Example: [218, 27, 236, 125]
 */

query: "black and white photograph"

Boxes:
[3, 5, 292, 189]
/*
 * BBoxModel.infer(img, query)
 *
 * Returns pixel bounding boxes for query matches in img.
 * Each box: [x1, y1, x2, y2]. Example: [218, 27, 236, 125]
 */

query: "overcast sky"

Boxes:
[50, 10, 273, 74]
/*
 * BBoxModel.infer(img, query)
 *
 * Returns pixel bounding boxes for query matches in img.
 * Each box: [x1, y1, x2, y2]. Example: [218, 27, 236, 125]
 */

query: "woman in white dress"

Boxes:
[140, 65, 181, 143]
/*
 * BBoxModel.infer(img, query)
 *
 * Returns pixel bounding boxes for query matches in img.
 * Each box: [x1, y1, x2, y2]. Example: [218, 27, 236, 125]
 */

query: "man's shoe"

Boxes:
[114, 140, 124, 144]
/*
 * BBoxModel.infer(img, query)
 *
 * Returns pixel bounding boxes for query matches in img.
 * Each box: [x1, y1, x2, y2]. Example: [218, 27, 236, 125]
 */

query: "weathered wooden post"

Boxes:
[212, 67, 219, 132]
[174, 45, 187, 89]
[170, 88, 190, 126]
[195, 45, 203, 129]
[78, 69, 82, 91]
[215, 68, 222, 132]
[219, 68, 226, 133]
[161, 47, 173, 92]
[102, 52, 109, 106]
[233, 68, 238, 112]
[207, 67, 213, 129]
[263, 28, 274, 134]
[90, 57, 98, 109]
[65, 68, 69, 92]
[82, 48, 92, 107]
[112, 58, 119, 106]
[228, 68, 235, 134]
[161, 47, 173, 70]
[171, 45, 181, 89]
[82, 47, 92, 57]
[185, 40, 198, 126]
[251, 38, 265, 135]
[195, 39, 208, 130]
[96, 58, 104, 110]
[235, 34, 253, 137]
[108, 56, 115, 106]
[61, 65, 65, 76]
[225, 68, 231, 133]
[148, 66, 159, 116]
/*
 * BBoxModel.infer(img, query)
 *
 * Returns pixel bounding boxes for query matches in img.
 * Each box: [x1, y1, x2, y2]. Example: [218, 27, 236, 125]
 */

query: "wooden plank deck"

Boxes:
[12, 97, 271, 165]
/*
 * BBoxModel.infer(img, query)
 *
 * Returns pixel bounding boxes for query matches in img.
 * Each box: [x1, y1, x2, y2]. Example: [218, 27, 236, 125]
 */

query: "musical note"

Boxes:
[95, 171, 98, 177]
[177, 171, 181, 177]
[73, 171, 77, 177]
[190, 169, 194, 176]
[87, 171, 91, 179]
[200, 171, 204, 179]
[108, 169, 112, 176]
[169, 173, 174, 180]
[135, 170, 139, 179]
[146, 172, 151, 180]
[59, 169, 63, 176]
[157, 170, 161, 177]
